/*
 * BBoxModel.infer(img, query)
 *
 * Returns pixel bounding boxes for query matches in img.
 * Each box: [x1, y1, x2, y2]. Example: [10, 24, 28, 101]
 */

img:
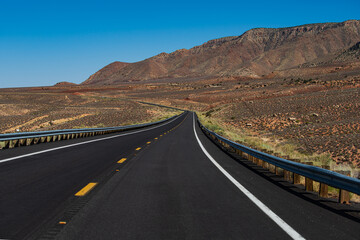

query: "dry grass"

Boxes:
[197, 112, 360, 202]
[197, 112, 333, 166]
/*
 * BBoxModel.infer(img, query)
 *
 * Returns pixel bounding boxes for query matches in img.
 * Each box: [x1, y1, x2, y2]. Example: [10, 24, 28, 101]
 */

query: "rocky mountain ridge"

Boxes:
[83, 20, 360, 85]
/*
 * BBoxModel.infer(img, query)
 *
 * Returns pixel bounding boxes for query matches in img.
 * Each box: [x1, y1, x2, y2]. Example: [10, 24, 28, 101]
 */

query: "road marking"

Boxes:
[59, 221, 67, 225]
[192, 113, 305, 240]
[75, 182, 98, 196]
[0, 114, 184, 164]
[136, 147, 141, 151]
[154, 138, 158, 140]
[147, 141, 151, 144]
[160, 135, 163, 137]
[117, 158, 127, 163]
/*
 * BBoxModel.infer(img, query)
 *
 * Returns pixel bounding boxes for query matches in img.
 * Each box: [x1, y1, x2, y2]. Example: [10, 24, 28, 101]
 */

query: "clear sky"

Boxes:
[0, 0, 359, 88]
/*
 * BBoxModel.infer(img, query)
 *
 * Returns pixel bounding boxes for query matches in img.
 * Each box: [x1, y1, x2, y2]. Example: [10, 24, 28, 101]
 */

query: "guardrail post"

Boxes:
[275, 166, 283, 176]
[284, 170, 290, 181]
[337, 171, 351, 204]
[291, 159, 301, 184]
[274, 153, 283, 176]
[26, 138, 34, 146]
[0, 141, 9, 149]
[261, 159, 267, 169]
[304, 162, 314, 192]
[319, 165, 329, 198]
[19, 139, 26, 146]
[9, 140, 14, 148]
[264, 151, 275, 173]
[339, 189, 350, 204]
[283, 156, 291, 181]
[9, 139, 19, 148]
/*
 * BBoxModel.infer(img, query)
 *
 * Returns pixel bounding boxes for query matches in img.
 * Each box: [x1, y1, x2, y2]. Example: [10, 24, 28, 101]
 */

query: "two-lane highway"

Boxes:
[0, 113, 186, 239]
[1, 112, 359, 239]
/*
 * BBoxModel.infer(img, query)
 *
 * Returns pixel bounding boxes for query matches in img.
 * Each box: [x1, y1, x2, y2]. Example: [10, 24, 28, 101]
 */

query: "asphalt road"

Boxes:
[0, 112, 359, 239]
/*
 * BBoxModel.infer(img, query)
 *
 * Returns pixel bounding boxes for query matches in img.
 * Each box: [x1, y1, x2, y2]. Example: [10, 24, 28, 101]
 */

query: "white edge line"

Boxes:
[0, 114, 183, 164]
[192, 113, 305, 240]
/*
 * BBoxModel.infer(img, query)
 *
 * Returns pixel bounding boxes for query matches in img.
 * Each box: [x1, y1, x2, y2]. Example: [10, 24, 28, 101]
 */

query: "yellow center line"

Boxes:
[59, 221, 67, 225]
[136, 147, 141, 151]
[160, 135, 162, 137]
[147, 141, 151, 144]
[154, 137, 158, 140]
[75, 182, 98, 196]
[117, 158, 127, 163]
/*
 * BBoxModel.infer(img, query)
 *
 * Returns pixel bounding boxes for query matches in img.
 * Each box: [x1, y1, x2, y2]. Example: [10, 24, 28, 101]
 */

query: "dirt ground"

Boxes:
[0, 89, 180, 133]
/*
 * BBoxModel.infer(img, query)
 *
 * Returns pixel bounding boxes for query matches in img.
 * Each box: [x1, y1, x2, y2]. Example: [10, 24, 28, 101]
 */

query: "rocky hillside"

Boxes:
[83, 20, 360, 85]
[334, 41, 360, 62]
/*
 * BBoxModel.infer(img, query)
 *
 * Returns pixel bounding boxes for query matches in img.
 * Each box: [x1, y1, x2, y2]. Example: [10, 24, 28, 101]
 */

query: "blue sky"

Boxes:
[0, 0, 359, 88]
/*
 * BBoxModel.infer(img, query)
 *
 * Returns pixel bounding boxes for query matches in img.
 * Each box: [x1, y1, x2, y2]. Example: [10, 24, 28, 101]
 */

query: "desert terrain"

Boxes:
[1, 20, 359, 177]
[0, 87, 181, 134]
[2, 62, 359, 175]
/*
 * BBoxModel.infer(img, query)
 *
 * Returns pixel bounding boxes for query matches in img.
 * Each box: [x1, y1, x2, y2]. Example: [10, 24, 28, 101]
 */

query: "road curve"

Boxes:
[1, 112, 359, 239]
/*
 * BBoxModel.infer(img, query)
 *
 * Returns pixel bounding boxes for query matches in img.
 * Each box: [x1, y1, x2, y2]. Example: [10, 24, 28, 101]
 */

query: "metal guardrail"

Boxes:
[0, 114, 182, 149]
[196, 115, 360, 197]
